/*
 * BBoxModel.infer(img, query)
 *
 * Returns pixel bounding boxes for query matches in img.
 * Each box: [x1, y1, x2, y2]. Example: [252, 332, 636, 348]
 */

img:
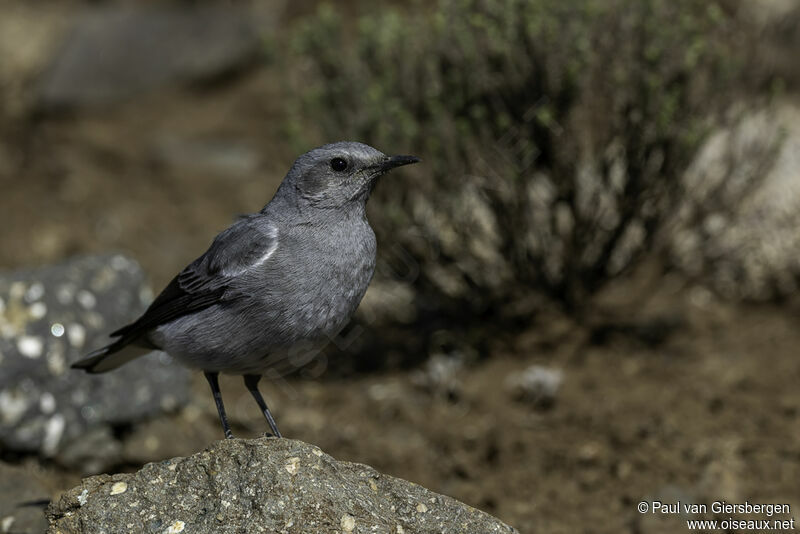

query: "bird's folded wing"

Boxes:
[110, 216, 279, 340]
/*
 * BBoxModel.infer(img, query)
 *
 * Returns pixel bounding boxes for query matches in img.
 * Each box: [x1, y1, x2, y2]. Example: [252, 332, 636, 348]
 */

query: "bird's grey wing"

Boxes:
[110, 216, 278, 341]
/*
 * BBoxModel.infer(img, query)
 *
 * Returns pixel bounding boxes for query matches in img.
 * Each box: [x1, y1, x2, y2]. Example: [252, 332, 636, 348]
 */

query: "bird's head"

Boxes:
[280, 141, 419, 210]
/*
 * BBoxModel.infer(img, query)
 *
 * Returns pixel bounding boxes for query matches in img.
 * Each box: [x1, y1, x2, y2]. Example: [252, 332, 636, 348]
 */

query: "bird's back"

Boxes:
[150, 210, 377, 374]
[73, 140, 416, 377]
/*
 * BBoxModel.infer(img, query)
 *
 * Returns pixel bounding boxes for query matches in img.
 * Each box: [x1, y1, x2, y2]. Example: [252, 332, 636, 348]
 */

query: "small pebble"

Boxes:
[341, 514, 356, 532]
[110, 482, 128, 495]
[505, 365, 564, 408]
[416, 502, 428, 513]
[165, 520, 185, 534]
[285, 457, 300, 475]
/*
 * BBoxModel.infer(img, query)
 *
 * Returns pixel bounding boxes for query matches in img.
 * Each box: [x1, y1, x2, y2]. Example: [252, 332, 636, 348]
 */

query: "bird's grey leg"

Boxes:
[204, 371, 234, 439]
[243, 374, 282, 438]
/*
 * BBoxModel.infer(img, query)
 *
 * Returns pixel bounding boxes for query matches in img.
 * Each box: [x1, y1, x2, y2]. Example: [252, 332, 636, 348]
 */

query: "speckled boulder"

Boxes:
[0, 254, 191, 471]
[47, 438, 518, 534]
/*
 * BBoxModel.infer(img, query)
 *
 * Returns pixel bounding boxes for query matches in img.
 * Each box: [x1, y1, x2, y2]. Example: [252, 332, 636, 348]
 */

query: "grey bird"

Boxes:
[72, 141, 419, 439]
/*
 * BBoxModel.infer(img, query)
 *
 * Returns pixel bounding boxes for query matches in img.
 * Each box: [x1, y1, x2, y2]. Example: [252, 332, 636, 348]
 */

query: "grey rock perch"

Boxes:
[47, 438, 518, 534]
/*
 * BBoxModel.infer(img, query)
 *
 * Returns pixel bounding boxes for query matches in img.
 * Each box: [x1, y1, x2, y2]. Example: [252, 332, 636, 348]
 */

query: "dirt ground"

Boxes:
[199, 296, 800, 534]
[17, 283, 800, 533]
[2, 17, 799, 533]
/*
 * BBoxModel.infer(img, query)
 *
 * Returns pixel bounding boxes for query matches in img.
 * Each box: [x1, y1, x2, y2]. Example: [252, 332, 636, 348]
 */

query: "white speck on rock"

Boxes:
[76, 290, 96, 310]
[110, 481, 128, 495]
[416, 502, 428, 513]
[47, 344, 66, 376]
[164, 520, 185, 533]
[80, 405, 97, 422]
[77, 489, 89, 506]
[9, 282, 25, 300]
[39, 392, 56, 414]
[0, 389, 29, 425]
[144, 435, 159, 452]
[56, 284, 76, 305]
[396, 525, 405, 534]
[284, 457, 301, 475]
[42, 414, 65, 456]
[1, 515, 16, 532]
[17, 336, 43, 359]
[24, 282, 45, 302]
[29, 302, 47, 319]
[110, 255, 130, 271]
[341, 514, 356, 532]
[84, 312, 104, 329]
[67, 324, 86, 348]
[0, 323, 16, 339]
[50, 323, 65, 337]
[139, 286, 154, 306]
[160, 395, 177, 411]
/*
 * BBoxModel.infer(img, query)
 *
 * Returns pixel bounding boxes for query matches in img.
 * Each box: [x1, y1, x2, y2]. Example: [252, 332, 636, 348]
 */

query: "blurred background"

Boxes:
[1, 0, 799, 532]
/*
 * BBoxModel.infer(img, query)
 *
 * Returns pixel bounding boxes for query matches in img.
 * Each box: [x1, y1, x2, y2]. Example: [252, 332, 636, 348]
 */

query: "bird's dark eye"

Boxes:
[330, 157, 348, 172]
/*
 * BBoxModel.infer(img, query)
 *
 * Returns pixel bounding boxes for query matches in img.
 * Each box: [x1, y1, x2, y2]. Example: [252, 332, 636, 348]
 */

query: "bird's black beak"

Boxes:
[379, 155, 420, 172]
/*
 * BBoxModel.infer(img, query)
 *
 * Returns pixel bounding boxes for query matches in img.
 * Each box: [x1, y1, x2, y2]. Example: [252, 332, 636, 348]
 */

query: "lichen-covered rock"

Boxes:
[47, 438, 518, 534]
[0, 254, 190, 471]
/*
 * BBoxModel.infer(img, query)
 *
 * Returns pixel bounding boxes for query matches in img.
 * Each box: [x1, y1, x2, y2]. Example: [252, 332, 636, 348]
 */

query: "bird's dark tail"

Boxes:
[71, 340, 151, 374]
